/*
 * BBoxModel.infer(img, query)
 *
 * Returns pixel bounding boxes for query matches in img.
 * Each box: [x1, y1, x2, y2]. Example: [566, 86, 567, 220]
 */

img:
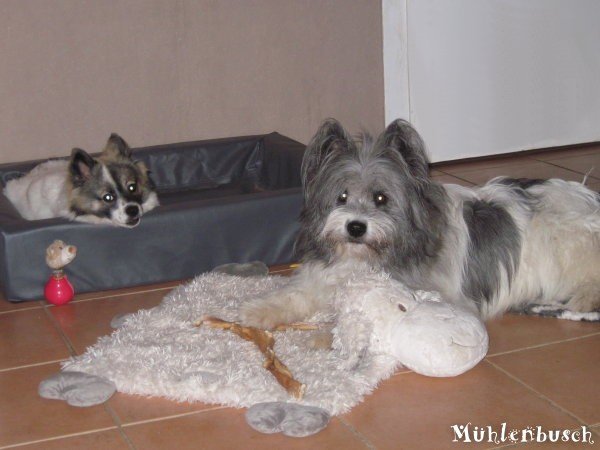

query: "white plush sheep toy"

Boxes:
[331, 271, 488, 377]
[247, 271, 489, 436]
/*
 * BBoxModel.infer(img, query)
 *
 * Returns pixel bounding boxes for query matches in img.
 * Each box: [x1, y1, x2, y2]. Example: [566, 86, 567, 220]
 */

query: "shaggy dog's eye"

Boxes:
[102, 193, 115, 203]
[127, 182, 137, 193]
[374, 192, 388, 206]
[337, 191, 348, 205]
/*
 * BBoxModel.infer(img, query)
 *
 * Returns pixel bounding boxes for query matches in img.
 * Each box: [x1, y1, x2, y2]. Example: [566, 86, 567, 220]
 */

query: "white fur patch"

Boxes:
[4, 160, 71, 219]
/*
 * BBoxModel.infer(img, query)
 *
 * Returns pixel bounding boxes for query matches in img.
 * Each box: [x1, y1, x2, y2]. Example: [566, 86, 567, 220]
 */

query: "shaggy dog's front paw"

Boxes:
[238, 301, 288, 330]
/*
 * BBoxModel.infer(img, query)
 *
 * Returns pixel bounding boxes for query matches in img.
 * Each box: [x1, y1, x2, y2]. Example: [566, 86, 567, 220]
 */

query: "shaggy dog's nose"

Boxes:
[347, 221, 367, 238]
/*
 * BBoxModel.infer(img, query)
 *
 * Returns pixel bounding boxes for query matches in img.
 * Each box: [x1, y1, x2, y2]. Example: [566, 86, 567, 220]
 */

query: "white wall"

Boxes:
[385, 0, 600, 161]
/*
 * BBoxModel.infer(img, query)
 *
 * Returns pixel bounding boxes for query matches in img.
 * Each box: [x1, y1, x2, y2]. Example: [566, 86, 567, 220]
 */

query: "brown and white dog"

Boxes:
[4, 134, 158, 227]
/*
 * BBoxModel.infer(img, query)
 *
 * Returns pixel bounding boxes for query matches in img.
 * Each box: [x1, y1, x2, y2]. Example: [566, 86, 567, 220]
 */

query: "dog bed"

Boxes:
[0, 133, 305, 301]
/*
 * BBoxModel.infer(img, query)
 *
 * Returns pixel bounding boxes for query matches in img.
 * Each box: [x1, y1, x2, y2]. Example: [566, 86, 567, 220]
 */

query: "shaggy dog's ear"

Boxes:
[377, 119, 430, 181]
[301, 118, 353, 188]
[69, 148, 97, 187]
[103, 133, 132, 159]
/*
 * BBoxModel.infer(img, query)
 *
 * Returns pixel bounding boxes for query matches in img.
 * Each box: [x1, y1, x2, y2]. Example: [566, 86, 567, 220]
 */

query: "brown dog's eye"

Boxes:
[102, 193, 115, 203]
[127, 182, 137, 193]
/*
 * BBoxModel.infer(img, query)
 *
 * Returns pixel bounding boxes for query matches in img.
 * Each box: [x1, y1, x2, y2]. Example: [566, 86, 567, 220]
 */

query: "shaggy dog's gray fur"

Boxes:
[240, 119, 600, 328]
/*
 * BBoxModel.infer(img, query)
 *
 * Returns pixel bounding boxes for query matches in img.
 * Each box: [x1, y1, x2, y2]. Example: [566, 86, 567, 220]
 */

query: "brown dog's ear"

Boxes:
[301, 118, 352, 189]
[134, 160, 149, 174]
[134, 160, 157, 190]
[103, 133, 132, 159]
[69, 148, 96, 187]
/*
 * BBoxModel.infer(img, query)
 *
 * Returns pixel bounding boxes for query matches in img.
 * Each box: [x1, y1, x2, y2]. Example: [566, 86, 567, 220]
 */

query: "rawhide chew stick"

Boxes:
[273, 322, 319, 331]
[195, 316, 306, 399]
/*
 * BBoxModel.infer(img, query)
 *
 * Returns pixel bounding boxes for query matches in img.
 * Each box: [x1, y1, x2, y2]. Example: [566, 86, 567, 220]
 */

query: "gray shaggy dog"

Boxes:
[240, 119, 600, 327]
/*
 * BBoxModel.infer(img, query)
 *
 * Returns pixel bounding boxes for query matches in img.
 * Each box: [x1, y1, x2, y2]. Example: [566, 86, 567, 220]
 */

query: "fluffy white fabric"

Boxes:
[63, 271, 487, 414]
[63, 273, 401, 415]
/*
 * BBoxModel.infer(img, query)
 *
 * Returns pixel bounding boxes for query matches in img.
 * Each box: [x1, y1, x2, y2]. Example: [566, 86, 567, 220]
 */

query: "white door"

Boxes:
[384, 0, 600, 161]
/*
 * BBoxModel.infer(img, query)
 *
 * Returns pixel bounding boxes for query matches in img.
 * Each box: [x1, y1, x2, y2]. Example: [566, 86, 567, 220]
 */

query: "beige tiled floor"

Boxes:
[1, 145, 599, 449]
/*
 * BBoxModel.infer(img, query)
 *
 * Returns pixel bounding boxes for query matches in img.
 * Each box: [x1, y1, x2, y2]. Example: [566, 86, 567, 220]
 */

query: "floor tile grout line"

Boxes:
[0, 303, 44, 315]
[430, 169, 477, 185]
[119, 405, 228, 428]
[433, 146, 600, 175]
[117, 429, 137, 450]
[435, 157, 597, 181]
[43, 305, 78, 356]
[0, 426, 119, 450]
[529, 145, 600, 159]
[486, 331, 600, 357]
[103, 403, 138, 450]
[0, 358, 68, 374]
[64, 285, 180, 305]
[484, 359, 591, 427]
[432, 155, 539, 175]
[529, 158, 600, 180]
[337, 416, 377, 450]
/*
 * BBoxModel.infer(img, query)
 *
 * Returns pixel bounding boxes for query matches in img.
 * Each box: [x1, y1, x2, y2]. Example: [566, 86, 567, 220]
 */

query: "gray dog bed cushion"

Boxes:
[0, 133, 305, 301]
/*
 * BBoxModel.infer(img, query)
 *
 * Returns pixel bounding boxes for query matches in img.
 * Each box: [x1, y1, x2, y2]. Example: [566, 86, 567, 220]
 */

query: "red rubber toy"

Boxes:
[44, 272, 75, 306]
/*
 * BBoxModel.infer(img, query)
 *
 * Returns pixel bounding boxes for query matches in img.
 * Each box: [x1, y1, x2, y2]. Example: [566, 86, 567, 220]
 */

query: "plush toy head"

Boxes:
[46, 240, 77, 270]
[331, 271, 488, 377]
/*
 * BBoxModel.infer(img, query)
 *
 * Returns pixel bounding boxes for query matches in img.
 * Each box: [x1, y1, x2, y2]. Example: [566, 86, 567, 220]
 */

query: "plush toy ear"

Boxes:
[376, 119, 430, 181]
[301, 118, 353, 189]
[103, 133, 132, 159]
[69, 149, 96, 187]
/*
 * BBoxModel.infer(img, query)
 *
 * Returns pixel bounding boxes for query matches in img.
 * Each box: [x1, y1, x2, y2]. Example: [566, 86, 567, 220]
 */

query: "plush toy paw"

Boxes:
[110, 312, 134, 329]
[212, 261, 269, 277]
[245, 402, 330, 437]
[390, 302, 488, 377]
[39, 371, 116, 407]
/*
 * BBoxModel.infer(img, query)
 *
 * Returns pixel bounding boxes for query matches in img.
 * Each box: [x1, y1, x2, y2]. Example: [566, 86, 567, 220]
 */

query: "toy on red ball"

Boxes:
[44, 240, 77, 306]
